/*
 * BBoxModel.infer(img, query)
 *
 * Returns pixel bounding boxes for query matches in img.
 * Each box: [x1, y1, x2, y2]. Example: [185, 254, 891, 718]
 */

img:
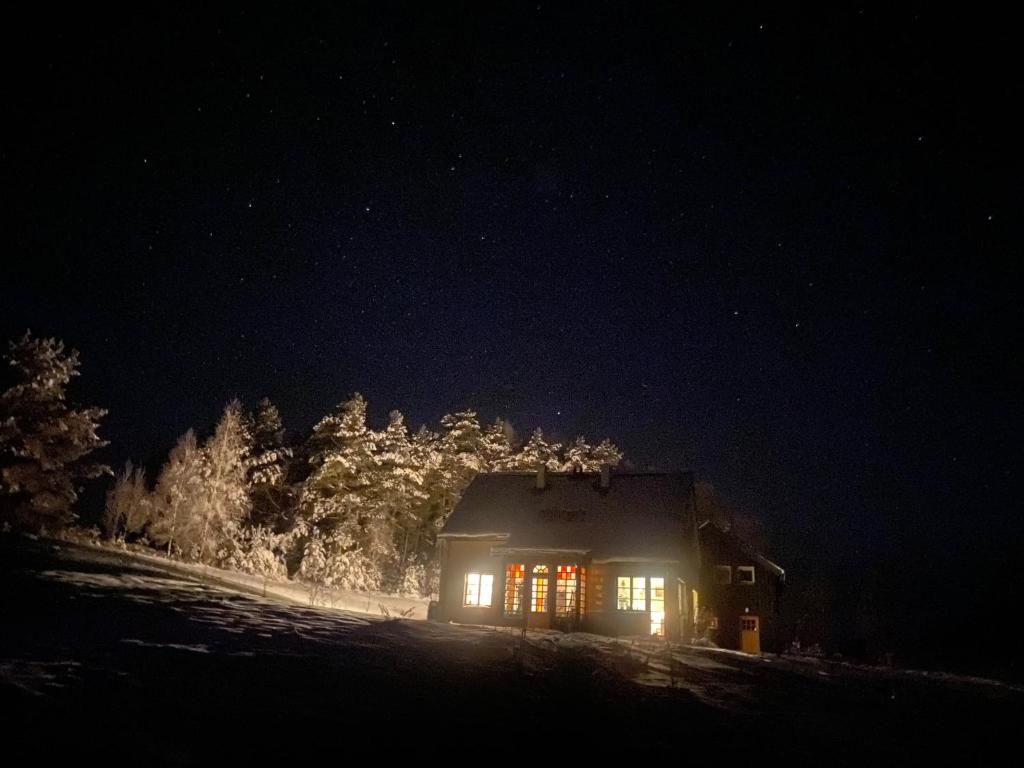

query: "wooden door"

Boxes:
[527, 565, 551, 629]
[740, 615, 760, 654]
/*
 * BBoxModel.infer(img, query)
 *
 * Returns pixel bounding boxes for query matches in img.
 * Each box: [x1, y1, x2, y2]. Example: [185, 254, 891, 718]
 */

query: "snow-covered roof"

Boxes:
[440, 471, 697, 562]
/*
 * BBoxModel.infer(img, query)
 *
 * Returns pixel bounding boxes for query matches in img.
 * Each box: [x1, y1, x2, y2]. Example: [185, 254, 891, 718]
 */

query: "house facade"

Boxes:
[697, 520, 786, 653]
[435, 468, 785, 652]
[435, 468, 704, 641]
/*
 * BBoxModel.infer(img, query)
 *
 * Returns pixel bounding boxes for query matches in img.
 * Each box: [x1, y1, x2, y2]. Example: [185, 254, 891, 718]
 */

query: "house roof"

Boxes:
[440, 471, 697, 562]
[698, 520, 786, 581]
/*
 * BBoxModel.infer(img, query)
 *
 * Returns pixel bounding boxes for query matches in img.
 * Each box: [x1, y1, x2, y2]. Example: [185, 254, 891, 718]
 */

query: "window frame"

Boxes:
[736, 566, 756, 585]
[714, 565, 733, 585]
[462, 572, 494, 608]
[531, 564, 550, 613]
[555, 565, 579, 617]
[504, 563, 525, 616]
[616, 575, 648, 612]
[649, 576, 665, 637]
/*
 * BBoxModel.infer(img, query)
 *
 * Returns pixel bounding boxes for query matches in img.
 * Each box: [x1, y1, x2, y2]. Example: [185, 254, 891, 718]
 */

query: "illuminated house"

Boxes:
[435, 468, 704, 640]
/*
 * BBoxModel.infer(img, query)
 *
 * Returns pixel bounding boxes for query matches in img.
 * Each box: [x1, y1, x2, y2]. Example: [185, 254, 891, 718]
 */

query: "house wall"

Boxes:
[437, 537, 507, 625]
[699, 536, 783, 652]
[439, 541, 700, 642]
[582, 561, 688, 640]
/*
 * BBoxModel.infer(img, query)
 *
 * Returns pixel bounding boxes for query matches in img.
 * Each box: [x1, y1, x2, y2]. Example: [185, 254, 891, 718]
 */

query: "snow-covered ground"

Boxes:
[57, 531, 431, 619]
[2, 536, 1020, 763]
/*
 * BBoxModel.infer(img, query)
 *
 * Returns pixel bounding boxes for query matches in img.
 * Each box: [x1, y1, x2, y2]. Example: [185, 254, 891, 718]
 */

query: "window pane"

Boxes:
[464, 573, 480, 606]
[650, 577, 665, 636]
[617, 577, 631, 610]
[556, 565, 578, 616]
[632, 577, 646, 611]
[532, 576, 548, 612]
[505, 564, 525, 615]
[480, 574, 493, 607]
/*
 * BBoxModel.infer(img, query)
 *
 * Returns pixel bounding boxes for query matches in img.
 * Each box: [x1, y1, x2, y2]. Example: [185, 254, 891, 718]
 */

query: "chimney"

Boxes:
[600, 464, 611, 489]
[536, 464, 547, 490]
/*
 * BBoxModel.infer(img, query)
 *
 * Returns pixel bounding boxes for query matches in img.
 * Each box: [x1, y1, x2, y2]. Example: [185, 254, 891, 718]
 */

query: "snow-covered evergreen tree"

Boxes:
[201, 399, 252, 564]
[298, 393, 382, 588]
[247, 397, 291, 486]
[562, 436, 594, 472]
[149, 430, 207, 557]
[372, 410, 426, 584]
[512, 427, 563, 471]
[436, 409, 485, 513]
[0, 332, 109, 531]
[246, 397, 294, 531]
[480, 417, 514, 470]
[223, 525, 287, 579]
[404, 424, 445, 565]
[590, 438, 624, 469]
[102, 461, 152, 539]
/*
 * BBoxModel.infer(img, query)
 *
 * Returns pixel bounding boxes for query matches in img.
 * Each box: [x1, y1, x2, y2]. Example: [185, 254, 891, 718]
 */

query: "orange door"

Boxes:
[740, 616, 760, 654]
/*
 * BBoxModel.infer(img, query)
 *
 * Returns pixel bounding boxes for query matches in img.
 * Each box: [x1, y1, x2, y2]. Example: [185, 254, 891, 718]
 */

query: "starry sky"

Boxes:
[2, 5, 1020, 672]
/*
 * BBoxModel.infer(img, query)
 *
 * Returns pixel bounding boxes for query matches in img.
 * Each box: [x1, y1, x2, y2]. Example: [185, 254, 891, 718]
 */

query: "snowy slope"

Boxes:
[2, 536, 1020, 763]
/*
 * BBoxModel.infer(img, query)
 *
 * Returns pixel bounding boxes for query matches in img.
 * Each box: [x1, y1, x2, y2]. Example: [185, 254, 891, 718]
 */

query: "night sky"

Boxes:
[3, 6, 1020, 672]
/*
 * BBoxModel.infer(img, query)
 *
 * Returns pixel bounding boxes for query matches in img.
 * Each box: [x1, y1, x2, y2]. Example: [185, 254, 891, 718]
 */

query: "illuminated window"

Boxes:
[616, 576, 646, 611]
[463, 573, 493, 607]
[555, 565, 578, 616]
[579, 567, 587, 617]
[531, 565, 549, 613]
[736, 566, 755, 585]
[715, 565, 732, 585]
[504, 563, 525, 615]
[650, 577, 665, 636]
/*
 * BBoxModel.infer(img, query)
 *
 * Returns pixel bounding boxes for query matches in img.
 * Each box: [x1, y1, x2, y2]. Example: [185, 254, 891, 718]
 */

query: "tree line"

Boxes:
[0, 332, 623, 597]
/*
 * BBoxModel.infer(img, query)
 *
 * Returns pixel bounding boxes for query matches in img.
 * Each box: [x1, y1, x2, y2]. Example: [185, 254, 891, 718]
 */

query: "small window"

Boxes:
[736, 566, 755, 585]
[463, 573, 493, 607]
[616, 576, 646, 611]
[714, 565, 732, 585]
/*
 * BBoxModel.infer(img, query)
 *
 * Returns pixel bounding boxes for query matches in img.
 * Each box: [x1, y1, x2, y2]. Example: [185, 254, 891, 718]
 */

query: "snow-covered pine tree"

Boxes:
[406, 424, 445, 565]
[246, 397, 295, 531]
[102, 461, 152, 540]
[0, 332, 109, 531]
[562, 436, 594, 472]
[247, 397, 290, 486]
[223, 524, 287, 581]
[298, 393, 382, 589]
[436, 409, 487, 519]
[372, 410, 426, 586]
[512, 427, 563, 471]
[590, 438, 624, 469]
[200, 399, 252, 564]
[148, 430, 208, 557]
[480, 417, 515, 471]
